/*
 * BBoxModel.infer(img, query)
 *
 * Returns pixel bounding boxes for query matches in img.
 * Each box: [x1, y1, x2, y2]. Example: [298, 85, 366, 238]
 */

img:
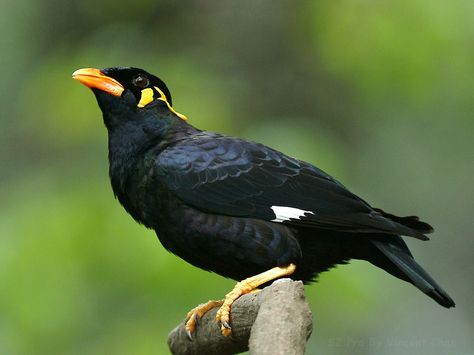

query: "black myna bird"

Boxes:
[72, 66, 455, 337]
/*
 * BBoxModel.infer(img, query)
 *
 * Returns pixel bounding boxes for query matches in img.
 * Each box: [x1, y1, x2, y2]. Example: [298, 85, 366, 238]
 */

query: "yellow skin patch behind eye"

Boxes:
[137, 87, 188, 121]
[137, 88, 155, 108]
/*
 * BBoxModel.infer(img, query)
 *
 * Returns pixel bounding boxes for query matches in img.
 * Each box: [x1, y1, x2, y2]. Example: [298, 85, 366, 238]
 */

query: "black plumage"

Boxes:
[73, 67, 455, 313]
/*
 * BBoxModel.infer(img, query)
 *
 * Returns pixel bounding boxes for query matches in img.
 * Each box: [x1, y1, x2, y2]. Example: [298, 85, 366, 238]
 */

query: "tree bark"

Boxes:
[167, 279, 313, 355]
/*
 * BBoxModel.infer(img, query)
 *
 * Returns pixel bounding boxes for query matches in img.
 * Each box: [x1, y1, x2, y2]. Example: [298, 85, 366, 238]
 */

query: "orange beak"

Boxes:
[72, 68, 124, 96]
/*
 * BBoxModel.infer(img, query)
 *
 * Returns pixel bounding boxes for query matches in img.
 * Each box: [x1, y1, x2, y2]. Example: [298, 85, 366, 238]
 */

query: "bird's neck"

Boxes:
[107, 116, 199, 199]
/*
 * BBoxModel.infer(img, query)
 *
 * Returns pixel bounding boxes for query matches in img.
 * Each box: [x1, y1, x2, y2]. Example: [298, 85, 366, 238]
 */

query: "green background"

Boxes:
[1, 1, 473, 354]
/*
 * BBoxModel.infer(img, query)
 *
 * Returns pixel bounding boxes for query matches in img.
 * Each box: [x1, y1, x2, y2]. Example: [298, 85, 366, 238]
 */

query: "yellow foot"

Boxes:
[185, 300, 224, 340]
[215, 263, 296, 336]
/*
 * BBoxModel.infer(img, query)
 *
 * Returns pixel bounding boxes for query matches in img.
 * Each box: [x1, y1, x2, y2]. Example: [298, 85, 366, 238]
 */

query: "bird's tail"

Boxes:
[369, 238, 455, 308]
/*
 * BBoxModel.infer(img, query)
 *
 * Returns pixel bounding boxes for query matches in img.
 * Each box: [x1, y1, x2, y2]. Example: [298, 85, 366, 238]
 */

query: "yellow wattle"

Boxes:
[136, 87, 188, 121]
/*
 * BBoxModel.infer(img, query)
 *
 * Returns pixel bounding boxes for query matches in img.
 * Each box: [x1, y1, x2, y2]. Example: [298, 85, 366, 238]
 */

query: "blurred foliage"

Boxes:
[0, 1, 473, 354]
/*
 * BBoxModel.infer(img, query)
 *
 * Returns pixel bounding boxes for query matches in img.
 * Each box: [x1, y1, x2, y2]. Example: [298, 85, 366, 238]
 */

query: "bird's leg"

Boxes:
[185, 299, 224, 340]
[216, 263, 296, 336]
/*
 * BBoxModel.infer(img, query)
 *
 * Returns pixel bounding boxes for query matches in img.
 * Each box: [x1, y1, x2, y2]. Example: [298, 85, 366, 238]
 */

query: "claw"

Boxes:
[221, 320, 231, 329]
[186, 329, 193, 341]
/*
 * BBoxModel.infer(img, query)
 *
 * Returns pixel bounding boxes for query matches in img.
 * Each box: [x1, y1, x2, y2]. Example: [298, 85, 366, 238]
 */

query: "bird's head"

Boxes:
[72, 67, 187, 129]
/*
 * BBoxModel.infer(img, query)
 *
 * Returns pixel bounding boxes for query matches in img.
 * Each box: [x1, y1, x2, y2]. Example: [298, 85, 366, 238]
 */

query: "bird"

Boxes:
[72, 66, 455, 338]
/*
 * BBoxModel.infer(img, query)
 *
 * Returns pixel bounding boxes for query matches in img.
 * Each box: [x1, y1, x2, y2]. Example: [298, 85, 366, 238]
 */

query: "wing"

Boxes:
[155, 132, 431, 239]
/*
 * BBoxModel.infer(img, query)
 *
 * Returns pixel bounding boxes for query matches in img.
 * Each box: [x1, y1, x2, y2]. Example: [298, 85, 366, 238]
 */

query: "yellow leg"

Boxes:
[185, 299, 224, 339]
[216, 263, 296, 336]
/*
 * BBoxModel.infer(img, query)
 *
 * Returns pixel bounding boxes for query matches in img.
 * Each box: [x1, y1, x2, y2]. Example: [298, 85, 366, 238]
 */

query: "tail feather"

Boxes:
[370, 239, 455, 308]
[373, 208, 434, 235]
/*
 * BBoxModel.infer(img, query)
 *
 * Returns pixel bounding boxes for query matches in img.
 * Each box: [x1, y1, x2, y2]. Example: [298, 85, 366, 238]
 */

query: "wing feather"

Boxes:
[155, 132, 430, 239]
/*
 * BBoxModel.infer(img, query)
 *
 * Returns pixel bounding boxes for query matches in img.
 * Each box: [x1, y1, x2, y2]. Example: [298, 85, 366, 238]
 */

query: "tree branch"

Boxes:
[167, 279, 313, 355]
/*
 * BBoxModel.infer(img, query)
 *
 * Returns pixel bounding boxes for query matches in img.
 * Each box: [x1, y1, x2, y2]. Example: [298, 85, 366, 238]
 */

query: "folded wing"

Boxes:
[156, 133, 432, 240]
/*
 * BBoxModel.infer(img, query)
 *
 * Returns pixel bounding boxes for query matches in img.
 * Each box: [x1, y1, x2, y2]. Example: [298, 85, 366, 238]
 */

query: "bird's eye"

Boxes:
[132, 75, 149, 89]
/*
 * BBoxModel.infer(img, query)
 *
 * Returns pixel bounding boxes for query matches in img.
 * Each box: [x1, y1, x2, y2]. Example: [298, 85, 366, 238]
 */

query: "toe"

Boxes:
[215, 304, 233, 336]
[185, 312, 199, 340]
[184, 300, 225, 340]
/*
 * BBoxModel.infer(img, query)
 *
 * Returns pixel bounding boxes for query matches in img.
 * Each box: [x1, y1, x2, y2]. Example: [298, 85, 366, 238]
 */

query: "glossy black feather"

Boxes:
[156, 132, 429, 240]
[81, 66, 454, 309]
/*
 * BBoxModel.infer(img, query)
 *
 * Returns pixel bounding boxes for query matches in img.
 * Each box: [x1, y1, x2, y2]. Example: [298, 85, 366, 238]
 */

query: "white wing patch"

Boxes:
[270, 206, 314, 223]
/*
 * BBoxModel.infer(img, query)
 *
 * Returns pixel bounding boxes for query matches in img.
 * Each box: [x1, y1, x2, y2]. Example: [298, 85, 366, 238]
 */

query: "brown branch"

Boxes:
[167, 279, 313, 355]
